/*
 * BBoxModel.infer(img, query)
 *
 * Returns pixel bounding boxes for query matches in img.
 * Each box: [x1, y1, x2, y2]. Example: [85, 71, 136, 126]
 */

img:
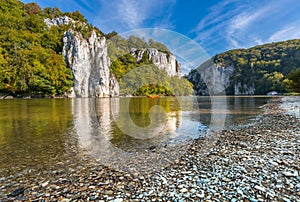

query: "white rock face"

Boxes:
[45, 16, 181, 97]
[44, 16, 75, 27]
[109, 72, 119, 96]
[234, 82, 255, 95]
[217, 65, 235, 88]
[188, 60, 231, 95]
[198, 60, 227, 95]
[131, 48, 181, 77]
[63, 29, 119, 97]
[188, 61, 257, 95]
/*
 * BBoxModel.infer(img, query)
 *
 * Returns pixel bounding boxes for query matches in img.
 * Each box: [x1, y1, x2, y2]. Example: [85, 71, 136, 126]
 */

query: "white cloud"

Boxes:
[225, 2, 282, 49]
[195, 0, 240, 32]
[268, 21, 300, 42]
[193, 0, 300, 54]
[74, 0, 94, 12]
[192, 0, 248, 53]
[117, 0, 143, 28]
[93, 0, 176, 33]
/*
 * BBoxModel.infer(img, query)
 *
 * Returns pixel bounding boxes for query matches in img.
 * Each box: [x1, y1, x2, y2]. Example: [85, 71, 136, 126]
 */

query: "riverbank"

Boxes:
[1, 97, 299, 201]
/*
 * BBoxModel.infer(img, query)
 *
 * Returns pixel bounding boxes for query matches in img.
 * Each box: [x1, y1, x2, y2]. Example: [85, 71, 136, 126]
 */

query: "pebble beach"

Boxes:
[1, 97, 300, 201]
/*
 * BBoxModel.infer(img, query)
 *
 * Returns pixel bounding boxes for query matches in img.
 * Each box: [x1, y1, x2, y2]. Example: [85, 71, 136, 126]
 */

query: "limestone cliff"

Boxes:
[188, 62, 255, 95]
[189, 39, 300, 95]
[131, 48, 181, 77]
[187, 60, 230, 95]
[44, 16, 75, 28]
[62, 29, 119, 97]
[46, 16, 119, 97]
[45, 17, 182, 97]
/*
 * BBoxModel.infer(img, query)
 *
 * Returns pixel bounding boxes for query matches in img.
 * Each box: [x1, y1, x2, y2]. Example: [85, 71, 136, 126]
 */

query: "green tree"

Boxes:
[119, 65, 193, 96]
[43, 7, 63, 18]
[189, 38, 300, 95]
[284, 69, 300, 93]
[149, 38, 170, 54]
[127, 35, 149, 50]
[65, 10, 87, 23]
[0, 0, 74, 96]
[24, 2, 42, 15]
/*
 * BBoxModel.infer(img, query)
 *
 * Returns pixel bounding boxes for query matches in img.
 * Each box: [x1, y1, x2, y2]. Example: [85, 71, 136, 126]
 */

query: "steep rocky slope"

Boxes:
[188, 39, 300, 95]
[131, 48, 181, 77]
[46, 16, 182, 97]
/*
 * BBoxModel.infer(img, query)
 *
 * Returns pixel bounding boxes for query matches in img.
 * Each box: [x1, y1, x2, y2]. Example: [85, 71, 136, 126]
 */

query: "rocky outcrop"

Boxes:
[44, 16, 75, 28]
[45, 16, 118, 97]
[109, 72, 119, 96]
[234, 82, 255, 95]
[188, 61, 257, 95]
[131, 48, 181, 77]
[62, 30, 119, 97]
[46, 17, 182, 97]
[187, 60, 231, 95]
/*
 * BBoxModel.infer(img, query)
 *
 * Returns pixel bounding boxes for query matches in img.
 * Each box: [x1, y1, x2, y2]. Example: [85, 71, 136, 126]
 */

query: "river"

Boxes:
[0, 96, 273, 181]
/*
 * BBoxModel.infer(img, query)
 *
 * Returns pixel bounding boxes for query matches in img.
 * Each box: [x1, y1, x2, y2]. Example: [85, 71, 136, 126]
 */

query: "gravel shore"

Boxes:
[1, 97, 300, 201]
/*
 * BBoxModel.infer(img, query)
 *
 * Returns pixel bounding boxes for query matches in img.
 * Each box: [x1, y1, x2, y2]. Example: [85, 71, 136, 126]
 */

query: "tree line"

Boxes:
[190, 39, 300, 95]
[0, 0, 75, 97]
[0, 0, 194, 97]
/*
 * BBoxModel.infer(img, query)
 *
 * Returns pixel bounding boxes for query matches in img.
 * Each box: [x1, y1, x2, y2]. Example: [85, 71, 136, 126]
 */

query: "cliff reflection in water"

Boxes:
[72, 97, 200, 155]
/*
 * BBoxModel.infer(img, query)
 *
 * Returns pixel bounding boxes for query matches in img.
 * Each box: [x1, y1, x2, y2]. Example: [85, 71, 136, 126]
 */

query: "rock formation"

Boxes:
[131, 48, 181, 77]
[46, 16, 119, 97]
[188, 61, 255, 95]
[62, 29, 119, 97]
[45, 17, 182, 97]
[44, 16, 75, 28]
[188, 60, 228, 95]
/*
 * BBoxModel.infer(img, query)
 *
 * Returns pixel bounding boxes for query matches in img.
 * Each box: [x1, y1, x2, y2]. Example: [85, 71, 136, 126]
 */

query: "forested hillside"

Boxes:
[189, 39, 300, 95]
[0, 0, 82, 96]
[1, 0, 299, 97]
[107, 36, 193, 96]
[0, 0, 193, 97]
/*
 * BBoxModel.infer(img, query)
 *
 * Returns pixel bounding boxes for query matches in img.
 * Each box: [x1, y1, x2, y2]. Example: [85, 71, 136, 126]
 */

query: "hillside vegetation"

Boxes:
[214, 39, 300, 94]
[107, 36, 193, 96]
[0, 0, 77, 96]
[0, 0, 193, 97]
[189, 39, 300, 95]
[1, 0, 298, 97]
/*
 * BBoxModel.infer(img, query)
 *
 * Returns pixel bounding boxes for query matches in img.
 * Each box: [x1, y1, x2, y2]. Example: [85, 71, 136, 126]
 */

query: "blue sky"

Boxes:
[22, 0, 300, 57]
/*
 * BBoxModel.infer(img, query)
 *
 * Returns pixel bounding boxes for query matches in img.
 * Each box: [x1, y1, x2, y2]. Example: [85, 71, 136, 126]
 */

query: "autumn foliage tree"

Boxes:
[0, 0, 75, 96]
[284, 69, 300, 93]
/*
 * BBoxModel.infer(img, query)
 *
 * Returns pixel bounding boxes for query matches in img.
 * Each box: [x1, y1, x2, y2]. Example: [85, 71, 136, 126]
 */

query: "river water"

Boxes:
[0, 96, 273, 179]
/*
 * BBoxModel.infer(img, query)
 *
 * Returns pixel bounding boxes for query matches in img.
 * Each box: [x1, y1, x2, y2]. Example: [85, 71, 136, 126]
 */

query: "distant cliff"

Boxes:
[188, 39, 300, 95]
[131, 48, 181, 77]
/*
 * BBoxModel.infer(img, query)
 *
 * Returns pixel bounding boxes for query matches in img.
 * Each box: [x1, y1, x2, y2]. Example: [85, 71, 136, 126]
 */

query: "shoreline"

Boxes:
[0, 95, 293, 100]
[1, 97, 300, 201]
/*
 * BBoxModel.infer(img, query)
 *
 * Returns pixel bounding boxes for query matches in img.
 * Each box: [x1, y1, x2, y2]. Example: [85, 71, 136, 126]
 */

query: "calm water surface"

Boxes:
[0, 96, 273, 178]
